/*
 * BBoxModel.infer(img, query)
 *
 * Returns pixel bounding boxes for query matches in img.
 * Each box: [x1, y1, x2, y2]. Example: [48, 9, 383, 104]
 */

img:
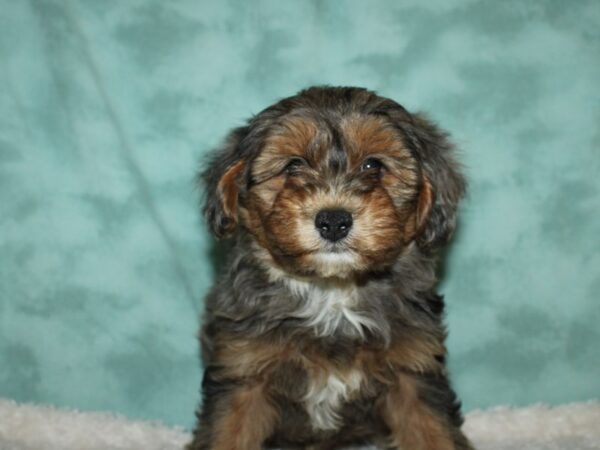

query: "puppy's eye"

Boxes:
[284, 157, 306, 175]
[361, 158, 384, 172]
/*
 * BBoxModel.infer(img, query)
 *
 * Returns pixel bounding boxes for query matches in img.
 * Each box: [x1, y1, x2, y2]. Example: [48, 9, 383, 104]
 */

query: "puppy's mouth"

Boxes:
[311, 249, 357, 264]
[305, 247, 362, 278]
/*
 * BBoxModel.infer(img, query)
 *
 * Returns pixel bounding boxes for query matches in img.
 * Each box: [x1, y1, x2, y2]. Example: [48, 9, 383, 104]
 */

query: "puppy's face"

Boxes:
[241, 113, 429, 278]
[203, 88, 463, 279]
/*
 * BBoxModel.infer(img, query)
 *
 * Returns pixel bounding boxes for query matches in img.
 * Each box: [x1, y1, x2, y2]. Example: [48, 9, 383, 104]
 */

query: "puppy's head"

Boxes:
[202, 87, 464, 279]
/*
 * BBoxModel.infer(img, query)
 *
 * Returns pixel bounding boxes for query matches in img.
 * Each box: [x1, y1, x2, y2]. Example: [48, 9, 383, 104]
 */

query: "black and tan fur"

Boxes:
[188, 87, 473, 450]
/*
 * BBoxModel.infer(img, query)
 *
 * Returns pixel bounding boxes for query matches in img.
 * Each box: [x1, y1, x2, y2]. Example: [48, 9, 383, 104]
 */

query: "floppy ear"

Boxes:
[392, 112, 465, 251]
[404, 174, 434, 243]
[201, 127, 250, 238]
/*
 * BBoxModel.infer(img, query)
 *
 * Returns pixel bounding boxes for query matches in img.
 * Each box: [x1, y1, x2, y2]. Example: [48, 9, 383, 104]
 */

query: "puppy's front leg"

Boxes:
[188, 380, 277, 450]
[380, 374, 473, 450]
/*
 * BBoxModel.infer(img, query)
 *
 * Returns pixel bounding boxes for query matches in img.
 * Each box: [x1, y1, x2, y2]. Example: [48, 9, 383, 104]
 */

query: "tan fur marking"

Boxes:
[404, 176, 434, 242]
[217, 160, 246, 232]
[380, 375, 454, 450]
[211, 383, 278, 450]
[250, 176, 286, 208]
[385, 332, 445, 373]
[355, 334, 444, 387]
[341, 115, 400, 162]
[215, 338, 290, 380]
[267, 116, 319, 156]
[340, 114, 413, 168]
[349, 187, 405, 269]
[252, 116, 320, 183]
[416, 177, 434, 229]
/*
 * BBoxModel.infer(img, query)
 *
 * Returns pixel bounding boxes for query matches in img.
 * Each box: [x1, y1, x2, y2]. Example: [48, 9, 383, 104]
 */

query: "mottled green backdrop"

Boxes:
[1, 0, 598, 428]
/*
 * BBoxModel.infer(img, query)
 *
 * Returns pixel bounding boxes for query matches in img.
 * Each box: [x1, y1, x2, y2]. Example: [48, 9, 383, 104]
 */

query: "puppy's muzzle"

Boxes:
[315, 209, 353, 242]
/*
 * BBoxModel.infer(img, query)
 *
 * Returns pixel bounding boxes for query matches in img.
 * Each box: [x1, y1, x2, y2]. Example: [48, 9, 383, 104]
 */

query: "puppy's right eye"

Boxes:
[361, 157, 384, 173]
[284, 157, 306, 175]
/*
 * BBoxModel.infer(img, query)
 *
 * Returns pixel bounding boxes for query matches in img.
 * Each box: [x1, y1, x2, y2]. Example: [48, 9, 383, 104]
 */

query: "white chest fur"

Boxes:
[265, 269, 375, 429]
[283, 277, 378, 338]
[304, 370, 363, 430]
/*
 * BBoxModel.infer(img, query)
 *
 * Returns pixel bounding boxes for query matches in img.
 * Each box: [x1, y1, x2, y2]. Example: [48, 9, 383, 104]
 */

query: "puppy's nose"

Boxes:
[315, 209, 353, 242]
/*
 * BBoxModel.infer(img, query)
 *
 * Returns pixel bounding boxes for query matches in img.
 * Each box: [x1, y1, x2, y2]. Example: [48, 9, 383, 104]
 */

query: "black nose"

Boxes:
[315, 209, 353, 242]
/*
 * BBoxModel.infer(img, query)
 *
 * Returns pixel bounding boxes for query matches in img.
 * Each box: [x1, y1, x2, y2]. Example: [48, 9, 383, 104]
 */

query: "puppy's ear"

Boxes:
[201, 127, 250, 238]
[385, 109, 465, 251]
[404, 175, 434, 243]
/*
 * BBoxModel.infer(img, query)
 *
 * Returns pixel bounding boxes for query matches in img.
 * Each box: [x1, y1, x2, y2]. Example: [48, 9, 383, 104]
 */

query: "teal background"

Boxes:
[1, 0, 599, 429]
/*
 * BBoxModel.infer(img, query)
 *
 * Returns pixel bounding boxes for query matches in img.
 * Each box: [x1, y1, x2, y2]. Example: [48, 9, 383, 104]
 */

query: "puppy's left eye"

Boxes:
[284, 157, 306, 175]
[361, 158, 384, 172]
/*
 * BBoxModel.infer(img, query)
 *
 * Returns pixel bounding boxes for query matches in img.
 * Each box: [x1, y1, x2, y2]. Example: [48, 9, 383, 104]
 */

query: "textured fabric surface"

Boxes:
[0, 400, 599, 450]
[0, 0, 599, 428]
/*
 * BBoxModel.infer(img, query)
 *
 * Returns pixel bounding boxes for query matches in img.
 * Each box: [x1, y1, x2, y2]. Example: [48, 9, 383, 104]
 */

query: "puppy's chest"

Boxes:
[267, 342, 382, 432]
[302, 368, 364, 431]
[287, 279, 379, 338]
[276, 282, 384, 430]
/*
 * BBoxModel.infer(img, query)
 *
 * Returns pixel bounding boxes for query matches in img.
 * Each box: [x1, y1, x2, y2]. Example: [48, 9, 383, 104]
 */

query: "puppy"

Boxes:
[188, 87, 474, 450]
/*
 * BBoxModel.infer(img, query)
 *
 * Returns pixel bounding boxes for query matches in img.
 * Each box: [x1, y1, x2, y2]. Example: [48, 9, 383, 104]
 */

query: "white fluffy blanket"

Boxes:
[0, 400, 598, 450]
